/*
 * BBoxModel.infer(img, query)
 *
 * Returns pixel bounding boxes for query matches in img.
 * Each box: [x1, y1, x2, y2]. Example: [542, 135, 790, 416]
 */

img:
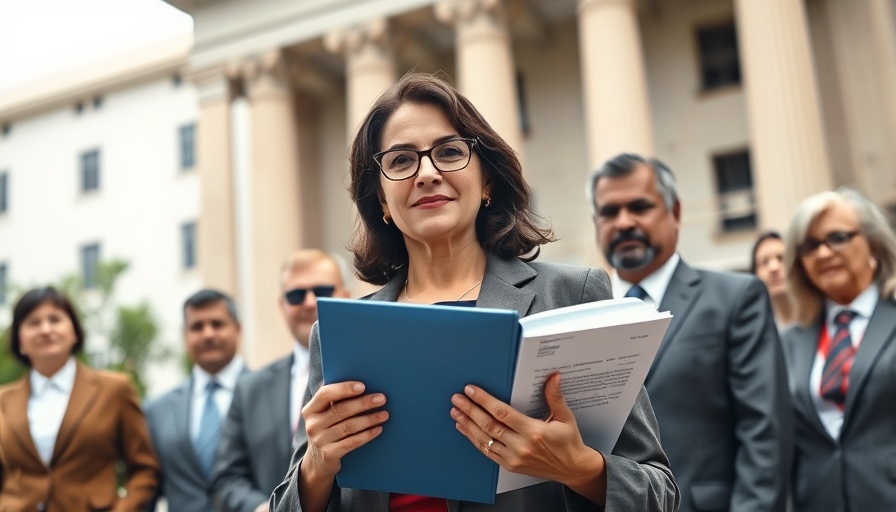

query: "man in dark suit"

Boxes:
[589, 153, 793, 512]
[210, 249, 350, 512]
[145, 289, 246, 512]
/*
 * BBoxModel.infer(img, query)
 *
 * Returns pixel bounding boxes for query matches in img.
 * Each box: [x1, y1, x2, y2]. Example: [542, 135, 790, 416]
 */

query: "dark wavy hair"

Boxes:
[9, 286, 85, 367]
[349, 72, 555, 284]
[750, 230, 783, 275]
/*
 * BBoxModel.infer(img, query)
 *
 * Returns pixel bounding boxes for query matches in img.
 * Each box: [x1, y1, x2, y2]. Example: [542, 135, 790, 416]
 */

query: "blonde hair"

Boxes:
[785, 188, 896, 326]
[280, 249, 349, 289]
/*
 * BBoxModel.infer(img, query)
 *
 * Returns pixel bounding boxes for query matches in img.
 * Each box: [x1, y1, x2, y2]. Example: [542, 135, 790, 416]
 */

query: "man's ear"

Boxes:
[672, 200, 682, 224]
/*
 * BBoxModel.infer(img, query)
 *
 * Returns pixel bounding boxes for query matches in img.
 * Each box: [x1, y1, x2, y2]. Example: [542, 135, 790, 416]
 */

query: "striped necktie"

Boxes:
[195, 379, 221, 477]
[820, 310, 858, 409]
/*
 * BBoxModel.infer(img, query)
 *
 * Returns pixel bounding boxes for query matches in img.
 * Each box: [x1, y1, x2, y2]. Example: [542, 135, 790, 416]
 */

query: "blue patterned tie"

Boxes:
[625, 284, 649, 302]
[195, 380, 221, 477]
[820, 310, 858, 410]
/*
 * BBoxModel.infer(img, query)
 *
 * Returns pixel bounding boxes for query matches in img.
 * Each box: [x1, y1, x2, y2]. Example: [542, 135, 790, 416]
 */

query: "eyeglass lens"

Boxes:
[284, 285, 336, 305]
[379, 139, 473, 180]
[799, 230, 858, 256]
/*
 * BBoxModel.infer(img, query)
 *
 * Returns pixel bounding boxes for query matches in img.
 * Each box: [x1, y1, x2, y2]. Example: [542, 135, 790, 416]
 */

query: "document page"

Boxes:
[497, 299, 671, 493]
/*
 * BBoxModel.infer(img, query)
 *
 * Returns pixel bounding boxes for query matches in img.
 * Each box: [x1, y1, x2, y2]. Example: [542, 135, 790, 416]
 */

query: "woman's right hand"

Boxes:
[301, 381, 389, 478]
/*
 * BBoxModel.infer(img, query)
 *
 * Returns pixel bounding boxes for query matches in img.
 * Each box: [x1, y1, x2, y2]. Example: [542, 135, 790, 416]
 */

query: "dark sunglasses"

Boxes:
[797, 230, 860, 257]
[284, 285, 336, 305]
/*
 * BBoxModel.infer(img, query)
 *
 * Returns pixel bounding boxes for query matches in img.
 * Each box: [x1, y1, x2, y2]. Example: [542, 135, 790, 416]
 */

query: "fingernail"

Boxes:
[371, 394, 385, 404]
[465, 385, 474, 396]
[352, 383, 364, 392]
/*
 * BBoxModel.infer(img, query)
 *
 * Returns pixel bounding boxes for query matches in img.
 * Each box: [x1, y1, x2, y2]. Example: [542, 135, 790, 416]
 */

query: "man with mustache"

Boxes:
[589, 153, 792, 512]
[146, 289, 247, 512]
[210, 249, 350, 512]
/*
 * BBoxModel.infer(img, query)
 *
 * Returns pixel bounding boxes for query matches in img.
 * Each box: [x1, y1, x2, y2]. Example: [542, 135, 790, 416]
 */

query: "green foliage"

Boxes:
[0, 259, 170, 394]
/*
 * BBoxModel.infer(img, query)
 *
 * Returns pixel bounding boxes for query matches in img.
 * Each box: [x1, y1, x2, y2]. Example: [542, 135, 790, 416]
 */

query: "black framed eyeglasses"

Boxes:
[284, 285, 336, 305]
[797, 230, 861, 257]
[373, 138, 477, 181]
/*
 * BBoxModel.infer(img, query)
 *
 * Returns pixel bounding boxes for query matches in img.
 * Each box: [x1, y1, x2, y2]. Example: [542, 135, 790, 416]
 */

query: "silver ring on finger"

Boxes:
[485, 438, 496, 456]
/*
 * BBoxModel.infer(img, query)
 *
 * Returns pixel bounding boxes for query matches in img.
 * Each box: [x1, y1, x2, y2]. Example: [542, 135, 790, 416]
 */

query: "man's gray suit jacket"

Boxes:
[781, 297, 896, 512]
[210, 355, 296, 512]
[269, 254, 680, 512]
[144, 369, 248, 512]
[645, 259, 793, 512]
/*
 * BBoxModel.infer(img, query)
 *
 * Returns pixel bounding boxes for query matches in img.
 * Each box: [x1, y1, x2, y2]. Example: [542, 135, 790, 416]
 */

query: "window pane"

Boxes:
[697, 21, 742, 90]
[81, 243, 101, 288]
[180, 123, 196, 169]
[181, 221, 196, 269]
[81, 149, 101, 192]
[713, 150, 756, 233]
[0, 172, 7, 213]
[0, 263, 7, 305]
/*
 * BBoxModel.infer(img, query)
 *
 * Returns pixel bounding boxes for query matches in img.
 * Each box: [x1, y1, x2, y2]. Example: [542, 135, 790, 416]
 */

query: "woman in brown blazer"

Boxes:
[0, 287, 158, 511]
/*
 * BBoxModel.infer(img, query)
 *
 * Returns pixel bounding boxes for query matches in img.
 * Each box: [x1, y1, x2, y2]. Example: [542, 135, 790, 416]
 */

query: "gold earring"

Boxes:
[483, 195, 491, 208]
[383, 214, 391, 225]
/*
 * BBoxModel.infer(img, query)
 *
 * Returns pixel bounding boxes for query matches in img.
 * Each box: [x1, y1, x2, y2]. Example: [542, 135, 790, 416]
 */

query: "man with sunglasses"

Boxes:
[211, 249, 349, 512]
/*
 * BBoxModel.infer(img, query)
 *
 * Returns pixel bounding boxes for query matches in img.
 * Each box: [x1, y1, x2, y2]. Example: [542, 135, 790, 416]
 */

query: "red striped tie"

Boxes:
[819, 310, 858, 409]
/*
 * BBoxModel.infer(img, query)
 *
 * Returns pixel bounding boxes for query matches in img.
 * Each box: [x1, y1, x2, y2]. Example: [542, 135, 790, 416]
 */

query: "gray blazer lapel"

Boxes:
[790, 322, 833, 441]
[843, 298, 896, 425]
[650, 260, 700, 383]
[274, 357, 295, 455]
[477, 255, 535, 316]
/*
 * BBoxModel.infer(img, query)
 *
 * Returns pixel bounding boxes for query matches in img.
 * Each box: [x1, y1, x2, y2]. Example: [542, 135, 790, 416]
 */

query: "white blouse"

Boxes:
[27, 357, 77, 465]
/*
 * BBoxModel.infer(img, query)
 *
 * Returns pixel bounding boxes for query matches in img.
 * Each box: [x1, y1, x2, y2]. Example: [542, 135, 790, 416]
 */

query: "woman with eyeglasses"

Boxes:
[781, 188, 896, 511]
[269, 73, 678, 512]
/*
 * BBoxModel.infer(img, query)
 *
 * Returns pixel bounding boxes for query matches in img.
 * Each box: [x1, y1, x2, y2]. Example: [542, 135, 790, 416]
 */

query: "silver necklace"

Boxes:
[404, 278, 483, 304]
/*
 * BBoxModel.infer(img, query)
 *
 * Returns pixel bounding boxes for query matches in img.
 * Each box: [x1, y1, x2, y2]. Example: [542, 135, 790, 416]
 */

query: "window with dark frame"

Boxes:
[179, 123, 196, 169]
[80, 149, 101, 192]
[181, 221, 197, 270]
[0, 171, 8, 213]
[0, 262, 7, 305]
[712, 150, 757, 232]
[516, 71, 530, 136]
[696, 20, 742, 91]
[81, 243, 101, 289]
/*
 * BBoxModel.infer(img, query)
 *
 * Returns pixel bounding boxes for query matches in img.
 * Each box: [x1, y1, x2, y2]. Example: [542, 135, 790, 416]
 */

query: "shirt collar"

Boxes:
[824, 283, 879, 322]
[291, 342, 310, 377]
[192, 357, 244, 397]
[612, 253, 680, 307]
[30, 357, 77, 397]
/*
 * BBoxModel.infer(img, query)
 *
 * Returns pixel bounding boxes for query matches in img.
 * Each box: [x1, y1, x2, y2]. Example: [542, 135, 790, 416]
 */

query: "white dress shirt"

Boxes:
[810, 283, 878, 440]
[190, 357, 244, 443]
[27, 357, 77, 465]
[290, 343, 310, 432]
[610, 253, 680, 310]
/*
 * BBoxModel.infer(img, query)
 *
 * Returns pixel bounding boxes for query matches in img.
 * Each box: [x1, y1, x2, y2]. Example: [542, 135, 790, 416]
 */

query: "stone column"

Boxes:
[325, 19, 397, 138]
[191, 67, 238, 296]
[734, 0, 832, 228]
[577, 0, 653, 168]
[436, 0, 524, 159]
[241, 51, 306, 367]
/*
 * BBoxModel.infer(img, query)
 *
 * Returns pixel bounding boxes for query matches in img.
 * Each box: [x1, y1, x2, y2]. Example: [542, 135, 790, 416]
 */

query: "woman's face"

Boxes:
[799, 201, 876, 305]
[754, 238, 787, 297]
[18, 301, 78, 371]
[377, 101, 489, 249]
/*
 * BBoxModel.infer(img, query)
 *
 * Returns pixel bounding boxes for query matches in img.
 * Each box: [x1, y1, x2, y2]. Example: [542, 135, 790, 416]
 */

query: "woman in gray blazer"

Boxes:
[270, 72, 678, 512]
[781, 188, 896, 511]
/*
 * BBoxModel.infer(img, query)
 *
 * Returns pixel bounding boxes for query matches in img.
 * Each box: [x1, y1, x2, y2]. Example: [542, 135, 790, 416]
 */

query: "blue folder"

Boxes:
[316, 298, 522, 504]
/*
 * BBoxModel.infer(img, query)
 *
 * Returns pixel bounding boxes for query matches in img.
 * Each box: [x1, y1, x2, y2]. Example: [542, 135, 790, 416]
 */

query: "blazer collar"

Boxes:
[843, 297, 896, 428]
[789, 320, 833, 442]
[647, 259, 700, 383]
[52, 362, 101, 465]
[174, 380, 205, 477]
[368, 253, 536, 317]
[3, 375, 44, 467]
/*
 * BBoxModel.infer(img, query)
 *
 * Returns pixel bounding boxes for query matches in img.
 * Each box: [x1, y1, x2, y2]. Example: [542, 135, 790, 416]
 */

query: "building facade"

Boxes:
[168, 0, 896, 367]
[0, 37, 199, 394]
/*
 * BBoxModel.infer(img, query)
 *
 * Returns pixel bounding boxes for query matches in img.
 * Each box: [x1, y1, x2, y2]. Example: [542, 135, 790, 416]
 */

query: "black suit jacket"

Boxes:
[644, 259, 792, 512]
[781, 297, 896, 512]
[270, 254, 680, 512]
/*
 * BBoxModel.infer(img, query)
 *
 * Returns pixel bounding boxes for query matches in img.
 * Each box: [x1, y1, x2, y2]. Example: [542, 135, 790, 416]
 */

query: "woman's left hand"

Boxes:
[450, 373, 605, 490]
